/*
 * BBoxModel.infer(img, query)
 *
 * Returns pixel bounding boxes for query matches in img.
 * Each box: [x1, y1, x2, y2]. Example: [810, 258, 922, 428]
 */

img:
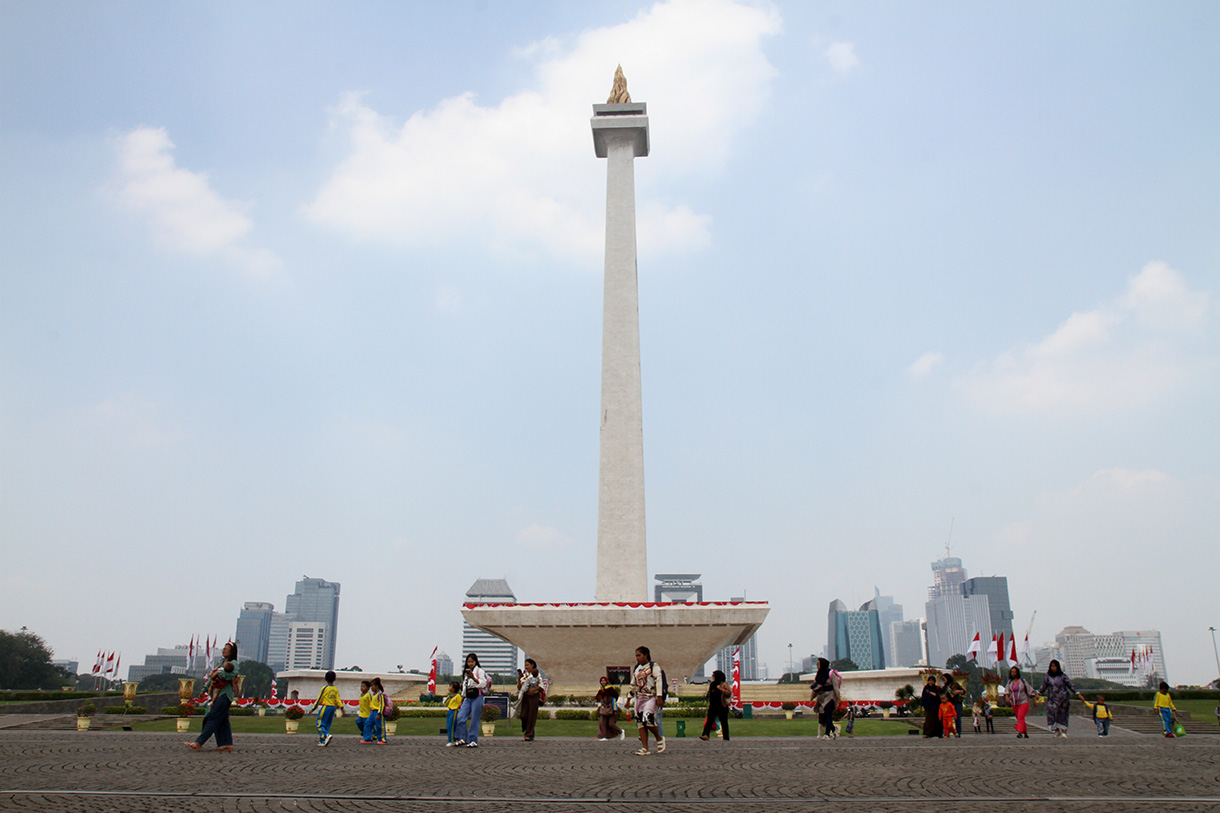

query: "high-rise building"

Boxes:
[235, 602, 274, 665]
[713, 596, 758, 680]
[285, 620, 330, 670]
[888, 619, 925, 667]
[925, 556, 992, 669]
[962, 576, 1014, 643]
[462, 578, 519, 676]
[1052, 627, 1167, 686]
[127, 645, 201, 682]
[871, 588, 905, 668]
[435, 650, 454, 679]
[827, 598, 887, 671]
[285, 577, 341, 670]
[266, 611, 292, 673]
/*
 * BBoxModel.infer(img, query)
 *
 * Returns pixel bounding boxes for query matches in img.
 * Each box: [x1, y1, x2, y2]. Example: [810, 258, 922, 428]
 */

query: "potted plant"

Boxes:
[256, 699, 268, 718]
[383, 702, 400, 735]
[284, 705, 304, 734]
[480, 704, 501, 736]
[781, 701, 796, 720]
[879, 700, 894, 718]
[174, 702, 196, 733]
[76, 702, 96, 731]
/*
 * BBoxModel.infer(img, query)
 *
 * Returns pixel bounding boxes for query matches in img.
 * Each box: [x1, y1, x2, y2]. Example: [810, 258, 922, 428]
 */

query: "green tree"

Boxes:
[237, 660, 275, 698]
[830, 658, 859, 672]
[0, 628, 68, 690]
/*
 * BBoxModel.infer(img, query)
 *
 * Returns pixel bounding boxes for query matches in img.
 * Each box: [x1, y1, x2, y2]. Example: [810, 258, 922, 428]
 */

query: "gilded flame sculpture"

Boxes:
[607, 65, 631, 104]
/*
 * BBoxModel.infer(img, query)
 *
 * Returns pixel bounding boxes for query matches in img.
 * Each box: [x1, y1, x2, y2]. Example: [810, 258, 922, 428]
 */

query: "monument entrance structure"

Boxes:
[462, 69, 768, 691]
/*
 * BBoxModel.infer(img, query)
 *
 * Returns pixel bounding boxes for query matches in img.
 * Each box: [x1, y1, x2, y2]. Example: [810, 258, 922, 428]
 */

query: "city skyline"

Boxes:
[2, 2, 1217, 685]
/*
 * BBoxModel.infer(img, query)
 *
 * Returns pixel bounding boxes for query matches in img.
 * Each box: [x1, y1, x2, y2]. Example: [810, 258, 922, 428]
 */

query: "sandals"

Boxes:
[633, 748, 651, 756]
[656, 738, 666, 753]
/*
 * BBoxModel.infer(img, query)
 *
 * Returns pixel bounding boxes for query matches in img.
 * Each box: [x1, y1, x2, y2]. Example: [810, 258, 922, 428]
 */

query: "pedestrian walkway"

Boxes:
[0, 731, 1216, 812]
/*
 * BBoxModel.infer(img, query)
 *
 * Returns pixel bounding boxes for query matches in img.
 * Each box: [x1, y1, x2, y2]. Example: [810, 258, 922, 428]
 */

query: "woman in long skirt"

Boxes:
[919, 674, 942, 738]
[1040, 659, 1082, 738]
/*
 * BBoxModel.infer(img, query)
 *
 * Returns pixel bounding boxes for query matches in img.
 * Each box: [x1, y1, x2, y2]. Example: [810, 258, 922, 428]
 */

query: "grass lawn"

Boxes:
[1120, 699, 1220, 721]
[129, 716, 920, 738]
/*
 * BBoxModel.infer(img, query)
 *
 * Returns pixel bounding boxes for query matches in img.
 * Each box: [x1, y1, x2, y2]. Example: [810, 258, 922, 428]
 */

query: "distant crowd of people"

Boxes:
[181, 644, 1194, 753]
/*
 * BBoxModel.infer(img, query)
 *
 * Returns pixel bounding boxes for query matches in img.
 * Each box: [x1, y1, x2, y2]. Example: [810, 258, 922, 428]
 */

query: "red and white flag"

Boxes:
[1130, 649, 1136, 675]
[986, 635, 998, 665]
[966, 632, 981, 661]
[1020, 635, 1031, 665]
[205, 635, 212, 665]
[112, 654, 121, 680]
[104, 651, 115, 675]
[730, 646, 742, 710]
[427, 647, 438, 694]
[1008, 637, 1018, 664]
[188, 635, 195, 663]
[92, 650, 103, 675]
[996, 633, 1006, 667]
[270, 677, 278, 703]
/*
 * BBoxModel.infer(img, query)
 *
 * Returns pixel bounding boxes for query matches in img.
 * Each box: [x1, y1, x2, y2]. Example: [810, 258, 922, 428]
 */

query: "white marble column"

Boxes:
[591, 103, 650, 602]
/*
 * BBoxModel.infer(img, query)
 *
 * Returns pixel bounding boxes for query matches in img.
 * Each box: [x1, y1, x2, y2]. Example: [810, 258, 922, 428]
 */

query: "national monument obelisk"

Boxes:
[462, 69, 768, 690]
[593, 66, 649, 602]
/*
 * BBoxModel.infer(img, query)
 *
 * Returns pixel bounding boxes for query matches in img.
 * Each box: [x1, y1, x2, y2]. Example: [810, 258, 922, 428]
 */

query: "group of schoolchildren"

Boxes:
[306, 671, 391, 746]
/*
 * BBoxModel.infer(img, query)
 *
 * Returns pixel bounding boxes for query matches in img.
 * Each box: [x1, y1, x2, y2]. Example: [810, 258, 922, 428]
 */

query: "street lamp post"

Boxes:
[1209, 627, 1220, 686]
[788, 643, 793, 675]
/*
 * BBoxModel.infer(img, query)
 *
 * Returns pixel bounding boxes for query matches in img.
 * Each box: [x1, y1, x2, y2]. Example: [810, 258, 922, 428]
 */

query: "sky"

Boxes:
[2, 1, 1218, 685]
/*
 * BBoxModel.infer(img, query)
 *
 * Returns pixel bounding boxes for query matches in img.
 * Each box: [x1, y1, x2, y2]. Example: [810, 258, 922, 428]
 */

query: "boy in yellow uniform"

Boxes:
[308, 670, 343, 747]
[1081, 695, 1113, 737]
[1154, 681, 1177, 738]
[363, 677, 385, 744]
[356, 680, 372, 741]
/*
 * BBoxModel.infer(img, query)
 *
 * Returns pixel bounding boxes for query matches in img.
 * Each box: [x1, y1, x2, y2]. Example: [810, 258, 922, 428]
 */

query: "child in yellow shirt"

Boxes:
[1081, 695, 1112, 737]
[1153, 682, 1177, 738]
[308, 670, 343, 747]
[445, 681, 463, 747]
[356, 680, 372, 741]
[363, 677, 386, 745]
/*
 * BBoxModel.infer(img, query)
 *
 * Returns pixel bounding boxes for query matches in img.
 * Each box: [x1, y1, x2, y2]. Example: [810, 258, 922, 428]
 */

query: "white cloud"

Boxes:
[824, 42, 859, 74]
[304, 0, 781, 261]
[908, 351, 944, 378]
[959, 261, 1217, 415]
[515, 524, 574, 550]
[114, 126, 281, 277]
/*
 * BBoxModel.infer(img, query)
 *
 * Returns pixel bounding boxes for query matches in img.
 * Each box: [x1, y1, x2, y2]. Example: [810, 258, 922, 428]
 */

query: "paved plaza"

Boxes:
[1, 731, 1217, 812]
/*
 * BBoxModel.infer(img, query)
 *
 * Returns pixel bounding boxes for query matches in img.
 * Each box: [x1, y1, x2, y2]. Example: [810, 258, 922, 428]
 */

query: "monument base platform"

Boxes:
[461, 601, 769, 687]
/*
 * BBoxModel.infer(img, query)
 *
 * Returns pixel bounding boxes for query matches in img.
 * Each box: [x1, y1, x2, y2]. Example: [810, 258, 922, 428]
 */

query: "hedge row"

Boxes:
[1, 691, 123, 702]
[103, 705, 149, 714]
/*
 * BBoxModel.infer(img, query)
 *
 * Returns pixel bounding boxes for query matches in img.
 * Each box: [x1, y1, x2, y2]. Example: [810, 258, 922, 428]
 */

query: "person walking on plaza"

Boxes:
[307, 670, 342, 747]
[972, 699, 982, 734]
[356, 680, 371, 739]
[1153, 682, 1178, 738]
[984, 698, 995, 733]
[454, 652, 491, 748]
[1081, 695, 1113, 736]
[362, 678, 386, 744]
[811, 658, 840, 740]
[631, 646, 665, 755]
[1007, 666, 1037, 739]
[1040, 659, 1082, 738]
[516, 658, 543, 742]
[187, 641, 239, 752]
[595, 676, 624, 741]
[920, 674, 943, 738]
[444, 681, 463, 746]
[699, 670, 732, 742]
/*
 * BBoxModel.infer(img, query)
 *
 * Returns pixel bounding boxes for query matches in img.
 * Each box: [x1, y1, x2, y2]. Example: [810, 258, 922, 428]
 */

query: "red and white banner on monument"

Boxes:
[730, 646, 742, 710]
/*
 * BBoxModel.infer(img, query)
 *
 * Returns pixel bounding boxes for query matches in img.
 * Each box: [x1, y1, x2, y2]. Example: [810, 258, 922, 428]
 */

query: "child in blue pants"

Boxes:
[308, 670, 342, 746]
[444, 682, 463, 746]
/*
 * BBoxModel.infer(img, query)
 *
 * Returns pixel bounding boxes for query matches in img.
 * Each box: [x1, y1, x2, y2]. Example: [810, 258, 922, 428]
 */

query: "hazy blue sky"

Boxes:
[3, 1, 1217, 684]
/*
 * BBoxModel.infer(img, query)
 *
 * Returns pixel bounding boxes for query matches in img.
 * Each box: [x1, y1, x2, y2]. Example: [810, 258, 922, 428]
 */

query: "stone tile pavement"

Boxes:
[0, 731, 1216, 812]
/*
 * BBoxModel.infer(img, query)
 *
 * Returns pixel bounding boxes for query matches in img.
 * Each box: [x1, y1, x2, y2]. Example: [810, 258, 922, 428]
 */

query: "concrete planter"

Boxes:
[784, 710, 794, 720]
[257, 707, 265, 717]
[76, 718, 91, 731]
[480, 722, 495, 737]
[176, 718, 191, 733]
[285, 719, 299, 734]
[385, 721, 397, 736]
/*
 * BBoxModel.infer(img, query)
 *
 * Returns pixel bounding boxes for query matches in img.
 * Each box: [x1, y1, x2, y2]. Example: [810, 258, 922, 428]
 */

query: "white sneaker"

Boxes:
[445, 742, 455, 747]
[324, 734, 332, 746]
[466, 741, 479, 748]
[619, 730, 625, 740]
